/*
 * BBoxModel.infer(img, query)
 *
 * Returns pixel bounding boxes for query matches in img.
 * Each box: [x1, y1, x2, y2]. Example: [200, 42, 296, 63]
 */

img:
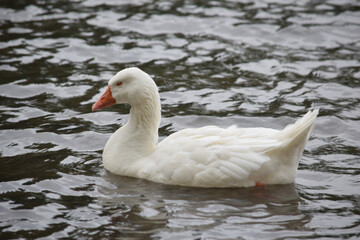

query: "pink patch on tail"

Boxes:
[255, 182, 266, 187]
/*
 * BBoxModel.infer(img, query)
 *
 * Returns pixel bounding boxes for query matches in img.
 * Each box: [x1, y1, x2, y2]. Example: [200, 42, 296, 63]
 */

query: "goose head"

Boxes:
[92, 67, 158, 111]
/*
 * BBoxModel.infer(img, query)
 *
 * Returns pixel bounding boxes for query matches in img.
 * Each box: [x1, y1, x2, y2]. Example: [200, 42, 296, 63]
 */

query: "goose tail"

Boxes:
[279, 109, 319, 142]
[276, 109, 319, 169]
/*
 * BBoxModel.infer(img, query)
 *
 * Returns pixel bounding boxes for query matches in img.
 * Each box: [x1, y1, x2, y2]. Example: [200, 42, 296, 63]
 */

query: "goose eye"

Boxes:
[116, 82, 122, 86]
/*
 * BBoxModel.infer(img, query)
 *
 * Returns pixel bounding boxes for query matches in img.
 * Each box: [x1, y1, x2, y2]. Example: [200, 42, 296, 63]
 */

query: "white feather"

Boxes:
[96, 68, 318, 188]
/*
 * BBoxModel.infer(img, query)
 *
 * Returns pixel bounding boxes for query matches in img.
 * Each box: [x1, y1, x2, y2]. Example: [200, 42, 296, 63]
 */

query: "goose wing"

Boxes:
[146, 125, 282, 187]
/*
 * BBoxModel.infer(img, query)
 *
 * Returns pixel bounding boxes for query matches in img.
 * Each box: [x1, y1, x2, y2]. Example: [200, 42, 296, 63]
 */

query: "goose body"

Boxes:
[92, 67, 318, 188]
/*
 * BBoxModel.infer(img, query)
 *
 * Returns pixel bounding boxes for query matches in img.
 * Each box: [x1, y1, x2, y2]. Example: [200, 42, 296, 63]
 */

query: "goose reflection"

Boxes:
[96, 172, 312, 237]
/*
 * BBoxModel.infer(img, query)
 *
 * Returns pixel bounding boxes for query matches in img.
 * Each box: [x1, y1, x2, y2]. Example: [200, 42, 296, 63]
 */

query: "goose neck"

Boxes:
[128, 96, 161, 144]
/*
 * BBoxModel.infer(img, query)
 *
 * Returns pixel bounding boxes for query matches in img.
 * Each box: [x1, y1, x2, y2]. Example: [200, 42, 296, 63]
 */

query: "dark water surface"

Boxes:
[1, 0, 360, 239]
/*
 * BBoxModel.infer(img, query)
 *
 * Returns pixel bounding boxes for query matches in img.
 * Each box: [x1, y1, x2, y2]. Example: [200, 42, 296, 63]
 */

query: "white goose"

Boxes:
[92, 67, 318, 188]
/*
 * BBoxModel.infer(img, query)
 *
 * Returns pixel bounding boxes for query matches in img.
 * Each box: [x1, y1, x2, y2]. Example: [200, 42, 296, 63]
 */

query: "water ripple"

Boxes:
[0, 0, 360, 239]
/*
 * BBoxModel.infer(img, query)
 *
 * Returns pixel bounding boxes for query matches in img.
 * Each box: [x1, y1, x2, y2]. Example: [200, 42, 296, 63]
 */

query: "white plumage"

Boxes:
[92, 67, 318, 188]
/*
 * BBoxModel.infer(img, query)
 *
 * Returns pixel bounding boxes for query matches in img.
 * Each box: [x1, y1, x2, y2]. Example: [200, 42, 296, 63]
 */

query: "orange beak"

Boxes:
[92, 86, 116, 111]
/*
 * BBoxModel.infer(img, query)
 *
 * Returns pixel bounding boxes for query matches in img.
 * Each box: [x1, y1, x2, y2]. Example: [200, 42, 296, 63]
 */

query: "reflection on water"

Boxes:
[0, 0, 360, 239]
[99, 174, 308, 239]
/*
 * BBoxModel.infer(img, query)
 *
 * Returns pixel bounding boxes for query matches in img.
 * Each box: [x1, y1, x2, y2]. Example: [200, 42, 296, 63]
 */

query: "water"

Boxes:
[1, 0, 359, 239]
